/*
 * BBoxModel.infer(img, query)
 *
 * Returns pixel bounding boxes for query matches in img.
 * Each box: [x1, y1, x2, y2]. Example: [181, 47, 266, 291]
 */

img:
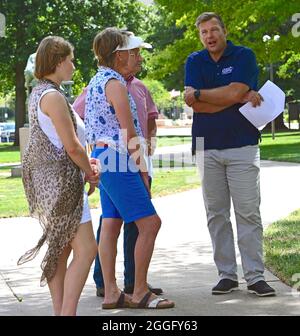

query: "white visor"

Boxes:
[114, 35, 152, 52]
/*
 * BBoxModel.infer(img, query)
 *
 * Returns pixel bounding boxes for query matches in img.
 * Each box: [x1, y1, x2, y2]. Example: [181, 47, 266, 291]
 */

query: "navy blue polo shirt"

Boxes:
[184, 40, 260, 151]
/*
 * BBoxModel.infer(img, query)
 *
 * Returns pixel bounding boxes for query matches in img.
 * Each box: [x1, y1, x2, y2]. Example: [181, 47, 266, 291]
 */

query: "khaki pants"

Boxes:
[196, 145, 265, 286]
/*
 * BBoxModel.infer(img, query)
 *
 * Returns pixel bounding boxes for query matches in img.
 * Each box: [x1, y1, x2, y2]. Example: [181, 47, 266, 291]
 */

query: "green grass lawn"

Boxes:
[157, 136, 191, 147]
[151, 168, 200, 196]
[0, 173, 29, 217]
[264, 209, 300, 288]
[0, 143, 20, 164]
[260, 131, 300, 163]
[1, 132, 299, 164]
[0, 167, 200, 218]
[0, 167, 101, 217]
[156, 132, 300, 162]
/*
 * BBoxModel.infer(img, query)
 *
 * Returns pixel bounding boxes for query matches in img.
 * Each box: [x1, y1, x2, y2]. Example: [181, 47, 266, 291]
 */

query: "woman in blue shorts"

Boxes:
[85, 28, 174, 309]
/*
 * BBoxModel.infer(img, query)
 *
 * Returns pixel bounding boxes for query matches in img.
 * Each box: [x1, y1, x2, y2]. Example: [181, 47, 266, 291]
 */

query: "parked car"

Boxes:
[0, 122, 15, 143]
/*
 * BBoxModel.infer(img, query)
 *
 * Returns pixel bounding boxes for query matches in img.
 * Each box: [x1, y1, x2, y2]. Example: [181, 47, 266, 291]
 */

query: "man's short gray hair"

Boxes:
[195, 12, 225, 30]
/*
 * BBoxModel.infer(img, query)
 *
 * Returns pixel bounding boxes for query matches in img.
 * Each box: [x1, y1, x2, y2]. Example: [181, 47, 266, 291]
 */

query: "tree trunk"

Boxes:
[264, 112, 289, 132]
[14, 62, 26, 146]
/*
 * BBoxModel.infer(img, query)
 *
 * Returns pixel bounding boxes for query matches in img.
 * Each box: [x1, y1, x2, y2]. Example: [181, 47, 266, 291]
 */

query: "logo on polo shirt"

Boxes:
[222, 66, 233, 75]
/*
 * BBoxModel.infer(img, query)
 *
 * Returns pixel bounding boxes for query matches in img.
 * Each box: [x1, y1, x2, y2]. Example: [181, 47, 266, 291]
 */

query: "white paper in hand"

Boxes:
[239, 80, 286, 130]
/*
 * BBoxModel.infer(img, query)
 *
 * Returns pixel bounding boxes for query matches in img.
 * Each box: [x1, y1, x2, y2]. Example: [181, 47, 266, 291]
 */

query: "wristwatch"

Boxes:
[194, 89, 201, 101]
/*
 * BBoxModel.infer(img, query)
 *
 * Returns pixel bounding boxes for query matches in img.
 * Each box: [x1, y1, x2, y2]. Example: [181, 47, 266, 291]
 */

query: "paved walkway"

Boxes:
[0, 160, 300, 316]
[156, 127, 191, 137]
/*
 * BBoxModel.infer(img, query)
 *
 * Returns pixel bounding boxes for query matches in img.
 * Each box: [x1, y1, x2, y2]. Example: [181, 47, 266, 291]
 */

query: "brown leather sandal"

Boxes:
[102, 291, 130, 309]
[129, 291, 175, 309]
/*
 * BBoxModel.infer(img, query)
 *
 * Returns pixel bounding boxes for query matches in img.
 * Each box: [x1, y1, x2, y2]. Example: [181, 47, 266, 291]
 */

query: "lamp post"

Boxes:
[170, 89, 180, 120]
[263, 34, 280, 140]
[0, 12, 5, 38]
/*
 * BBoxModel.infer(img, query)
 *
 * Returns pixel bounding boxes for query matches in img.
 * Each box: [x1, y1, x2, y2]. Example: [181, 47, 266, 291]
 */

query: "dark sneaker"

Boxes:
[124, 283, 163, 296]
[247, 280, 276, 297]
[212, 279, 239, 295]
[96, 287, 105, 297]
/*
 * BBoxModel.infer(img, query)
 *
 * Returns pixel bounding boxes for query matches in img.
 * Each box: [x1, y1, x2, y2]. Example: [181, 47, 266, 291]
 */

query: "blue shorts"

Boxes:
[91, 146, 156, 223]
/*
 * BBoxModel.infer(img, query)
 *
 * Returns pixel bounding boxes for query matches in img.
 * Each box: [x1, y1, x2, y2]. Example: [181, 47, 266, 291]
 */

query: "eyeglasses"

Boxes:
[128, 51, 141, 58]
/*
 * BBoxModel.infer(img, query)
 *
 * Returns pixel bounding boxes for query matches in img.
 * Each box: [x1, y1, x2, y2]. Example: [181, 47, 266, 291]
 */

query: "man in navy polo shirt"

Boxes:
[184, 12, 275, 297]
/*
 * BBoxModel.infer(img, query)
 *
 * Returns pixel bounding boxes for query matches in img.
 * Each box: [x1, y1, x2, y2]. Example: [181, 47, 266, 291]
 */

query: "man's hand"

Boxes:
[87, 184, 96, 196]
[140, 171, 151, 199]
[241, 90, 264, 107]
[147, 138, 157, 156]
[184, 86, 197, 106]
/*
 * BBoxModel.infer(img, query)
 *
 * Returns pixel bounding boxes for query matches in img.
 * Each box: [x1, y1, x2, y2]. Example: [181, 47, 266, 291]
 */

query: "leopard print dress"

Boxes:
[18, 80, 84, 286]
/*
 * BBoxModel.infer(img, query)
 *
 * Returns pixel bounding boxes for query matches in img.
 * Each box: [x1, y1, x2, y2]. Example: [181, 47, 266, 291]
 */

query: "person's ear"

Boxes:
[116, 51, 123, 62]
[56, 59, 64, 69]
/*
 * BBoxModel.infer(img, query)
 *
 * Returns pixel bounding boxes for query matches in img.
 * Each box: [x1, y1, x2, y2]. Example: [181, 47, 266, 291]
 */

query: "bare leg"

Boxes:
[60, 221, 97, 316]
[48, 245, 71, 316]
[132, 214, 161, 301]
[131, 214, 174, 308]
[99, 218, 123, 304]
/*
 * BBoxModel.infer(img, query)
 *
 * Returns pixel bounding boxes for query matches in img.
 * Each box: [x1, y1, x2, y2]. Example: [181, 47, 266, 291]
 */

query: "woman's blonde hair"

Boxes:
[34, 36, 73, 79]
[93, 27, 127, 68]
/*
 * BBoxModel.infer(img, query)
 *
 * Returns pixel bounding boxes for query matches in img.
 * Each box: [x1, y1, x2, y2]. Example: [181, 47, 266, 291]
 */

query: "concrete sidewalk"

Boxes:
[0, 160, 300, 316]
[156, 127, 191, 137]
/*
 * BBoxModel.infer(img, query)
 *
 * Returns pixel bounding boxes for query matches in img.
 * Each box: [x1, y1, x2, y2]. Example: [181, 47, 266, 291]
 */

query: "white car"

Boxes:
[0, 122, 15, 143]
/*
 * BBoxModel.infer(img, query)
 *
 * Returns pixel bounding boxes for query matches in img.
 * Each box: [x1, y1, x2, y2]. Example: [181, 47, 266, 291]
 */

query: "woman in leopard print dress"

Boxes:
[18, 36, 98, 316]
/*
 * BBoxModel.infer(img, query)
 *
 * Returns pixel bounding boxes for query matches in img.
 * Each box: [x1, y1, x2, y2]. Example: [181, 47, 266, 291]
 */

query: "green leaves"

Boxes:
[151, 0, 300, 88]
[0, 0, 152, 92]
[142, 78, 172, 109]
[0, 0, 155, 140]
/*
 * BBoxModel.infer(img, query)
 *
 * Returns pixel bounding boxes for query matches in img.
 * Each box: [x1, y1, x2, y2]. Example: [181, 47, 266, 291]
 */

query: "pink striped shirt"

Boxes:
[72, 76, 158, 139]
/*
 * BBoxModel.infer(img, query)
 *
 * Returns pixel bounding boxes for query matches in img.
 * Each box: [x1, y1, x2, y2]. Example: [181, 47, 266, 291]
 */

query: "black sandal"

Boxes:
[102, 291, 130, 309]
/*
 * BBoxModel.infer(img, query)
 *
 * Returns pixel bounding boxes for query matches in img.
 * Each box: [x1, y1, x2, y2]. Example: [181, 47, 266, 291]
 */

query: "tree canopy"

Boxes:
[150, 0, 300, 90]
[1, 0, 300, 142]
[0, 0, 152, 144]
